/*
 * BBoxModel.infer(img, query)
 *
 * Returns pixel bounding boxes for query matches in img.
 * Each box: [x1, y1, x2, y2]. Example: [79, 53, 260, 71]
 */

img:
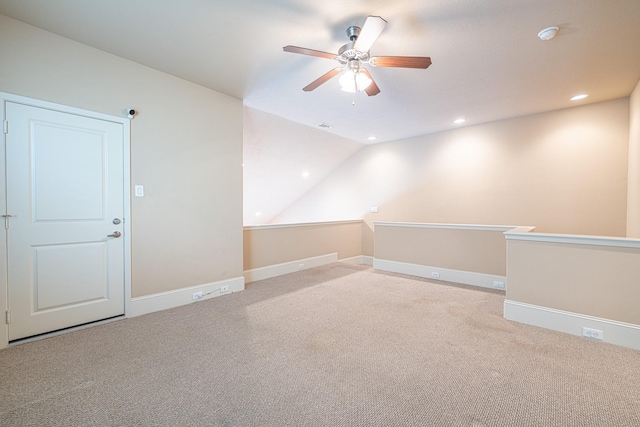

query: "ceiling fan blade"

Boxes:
[303, 68, 342, 91]
[370, 56, 432, 69]
[353, 16, 387, 52]
[361, 69, 380, 96]
[283, 45, 336, 60]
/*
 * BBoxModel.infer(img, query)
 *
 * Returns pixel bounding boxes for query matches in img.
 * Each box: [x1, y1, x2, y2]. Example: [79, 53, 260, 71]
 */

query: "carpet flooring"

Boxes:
[1, 263, 639, 426]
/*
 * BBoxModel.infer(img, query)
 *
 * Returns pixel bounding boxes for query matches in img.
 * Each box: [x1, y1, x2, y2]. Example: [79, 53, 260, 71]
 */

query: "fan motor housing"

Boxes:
[337, 42, 369, 64]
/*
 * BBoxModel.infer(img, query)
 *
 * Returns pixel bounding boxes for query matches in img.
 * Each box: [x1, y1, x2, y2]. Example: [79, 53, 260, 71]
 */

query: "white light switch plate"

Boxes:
[134, 185, 144, 197]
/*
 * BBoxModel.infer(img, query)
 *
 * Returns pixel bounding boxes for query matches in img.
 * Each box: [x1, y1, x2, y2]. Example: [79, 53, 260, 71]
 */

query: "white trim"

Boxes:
[373, 222, 529, 232]
[244, 220, 362, 231]
[503, 226, 537, 234]
[244, 253, 338, 283]
[0, 92, 132, 350]
[1, 92, 129, 124]
[373, 258, 507, 290]
[130, 276, 245, 317]
[122, 114, 132, 319]
[504, 231, 640, 249]
[0, 98, 7, 350]
[340, 255, 374, 266]
[504, 300, 640, 350]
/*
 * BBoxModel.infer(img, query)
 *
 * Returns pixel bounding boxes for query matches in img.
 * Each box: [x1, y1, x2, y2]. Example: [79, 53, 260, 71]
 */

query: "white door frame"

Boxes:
[0, 92, 132, 350]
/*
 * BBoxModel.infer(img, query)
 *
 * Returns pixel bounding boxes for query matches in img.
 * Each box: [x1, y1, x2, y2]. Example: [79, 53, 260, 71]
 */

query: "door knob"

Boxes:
[107, 231, 122, 238]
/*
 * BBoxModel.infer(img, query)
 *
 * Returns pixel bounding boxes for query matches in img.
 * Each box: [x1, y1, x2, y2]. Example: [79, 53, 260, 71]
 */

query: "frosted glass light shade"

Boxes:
[339, 68, 372, 93]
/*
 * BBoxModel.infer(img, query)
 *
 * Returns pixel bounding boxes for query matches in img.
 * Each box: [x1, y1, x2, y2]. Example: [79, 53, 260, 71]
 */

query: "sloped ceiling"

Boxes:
[1, 0, 639, 224]
[243, 107, 362, 225]
[1, 0, 639, 144]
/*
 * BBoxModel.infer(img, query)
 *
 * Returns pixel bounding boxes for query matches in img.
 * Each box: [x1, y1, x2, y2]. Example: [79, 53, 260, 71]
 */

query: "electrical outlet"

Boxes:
[220, 285, 229, 293]
[430, 272, 440, 279]
[582, 327, 603, 341]
[298, 263, 305, 270]
[192, 291, 203, 300]
[493, 280, 506, 289]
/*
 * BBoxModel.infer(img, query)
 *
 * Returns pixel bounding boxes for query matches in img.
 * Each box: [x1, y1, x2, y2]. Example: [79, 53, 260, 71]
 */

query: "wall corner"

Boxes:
[627, 79, 640, 237]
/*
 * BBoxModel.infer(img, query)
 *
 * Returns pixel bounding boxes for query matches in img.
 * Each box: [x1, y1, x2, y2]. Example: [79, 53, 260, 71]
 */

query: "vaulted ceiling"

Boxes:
[2, 0, 639, 225]
[1, 0, 639, 144]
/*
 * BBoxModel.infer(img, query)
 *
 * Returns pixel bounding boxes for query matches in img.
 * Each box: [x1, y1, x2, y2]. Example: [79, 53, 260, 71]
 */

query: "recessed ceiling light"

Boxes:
[255, 212, 262, 217]
[302, 171, 310, 178]
[570, 94, 589, 101]
[538, 26, 559, 41]
[368, 136, 377, 141]
[453, 118, 466, 124]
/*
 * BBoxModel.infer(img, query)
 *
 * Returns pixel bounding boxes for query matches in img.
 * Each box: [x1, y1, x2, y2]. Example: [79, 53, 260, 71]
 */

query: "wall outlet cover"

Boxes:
[582, 327, 603, 340]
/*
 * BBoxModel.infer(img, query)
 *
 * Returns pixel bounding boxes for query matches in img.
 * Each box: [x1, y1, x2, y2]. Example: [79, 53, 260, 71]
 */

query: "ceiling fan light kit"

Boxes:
[283, 15, 432, 97]
[339, 62, 372, 93]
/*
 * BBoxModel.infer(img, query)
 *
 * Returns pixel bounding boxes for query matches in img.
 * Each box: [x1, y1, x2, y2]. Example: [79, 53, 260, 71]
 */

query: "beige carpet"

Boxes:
[1, 263, 639, 426]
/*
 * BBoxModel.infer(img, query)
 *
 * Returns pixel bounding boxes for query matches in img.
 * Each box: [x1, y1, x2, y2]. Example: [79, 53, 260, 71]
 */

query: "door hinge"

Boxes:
[2, 120, 7, 134]
[2, 214, 12, 230]
[5, 311, 10, 325]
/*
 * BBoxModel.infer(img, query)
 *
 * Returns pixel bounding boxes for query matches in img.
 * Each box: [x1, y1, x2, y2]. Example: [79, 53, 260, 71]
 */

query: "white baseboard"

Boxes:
[340, 255, 374, 266]
[244, 253, 338, 284]
[504, 300, 640, 350]
[373, 258, 507, 290]
[129, 276, 245, 317]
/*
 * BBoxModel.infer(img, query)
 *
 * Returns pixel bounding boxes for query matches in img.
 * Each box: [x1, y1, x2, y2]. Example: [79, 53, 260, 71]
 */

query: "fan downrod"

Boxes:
[346, 26, 361, 41]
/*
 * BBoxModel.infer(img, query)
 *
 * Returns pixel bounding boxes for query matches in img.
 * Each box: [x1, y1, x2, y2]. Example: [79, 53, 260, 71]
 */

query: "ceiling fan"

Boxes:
[283, 16, 432, 96]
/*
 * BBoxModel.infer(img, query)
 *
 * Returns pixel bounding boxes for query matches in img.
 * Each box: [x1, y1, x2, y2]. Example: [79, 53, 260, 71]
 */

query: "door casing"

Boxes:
[0, 92, 132, 349]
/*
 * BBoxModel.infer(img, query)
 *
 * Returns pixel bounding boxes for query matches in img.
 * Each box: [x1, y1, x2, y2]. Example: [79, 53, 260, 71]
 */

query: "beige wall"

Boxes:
[0, 15, 243, 297]
[374, 224, 509, 276]
[627, 80, 640, 237]
[243, 221, 363, 271]
[506, 238, 640, 325]
[274, 99, 630, 255]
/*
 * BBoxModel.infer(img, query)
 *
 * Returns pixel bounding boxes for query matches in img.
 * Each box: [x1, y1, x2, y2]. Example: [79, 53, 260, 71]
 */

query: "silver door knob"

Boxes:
[107, 231, 121, 238]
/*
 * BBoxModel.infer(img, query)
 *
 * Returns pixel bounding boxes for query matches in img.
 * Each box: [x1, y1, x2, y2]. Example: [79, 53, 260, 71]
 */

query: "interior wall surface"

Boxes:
[272, 99, 630, 256]
[506, 239, 640, 326]
[243, 107, 363, 225]
[0, 15, 244, 297]
[627, 80, 640, 237]
[374, 224, 508, 276]
[243, 221, 362, 271]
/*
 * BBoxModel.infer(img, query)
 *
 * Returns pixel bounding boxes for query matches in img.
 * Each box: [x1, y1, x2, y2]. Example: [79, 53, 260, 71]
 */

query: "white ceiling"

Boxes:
[243, 107, 363, 225]
[1, 0, 639, 144]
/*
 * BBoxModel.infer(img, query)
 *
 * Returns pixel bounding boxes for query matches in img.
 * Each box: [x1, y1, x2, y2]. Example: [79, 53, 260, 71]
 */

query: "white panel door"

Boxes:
[6, 102, 125, 341]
